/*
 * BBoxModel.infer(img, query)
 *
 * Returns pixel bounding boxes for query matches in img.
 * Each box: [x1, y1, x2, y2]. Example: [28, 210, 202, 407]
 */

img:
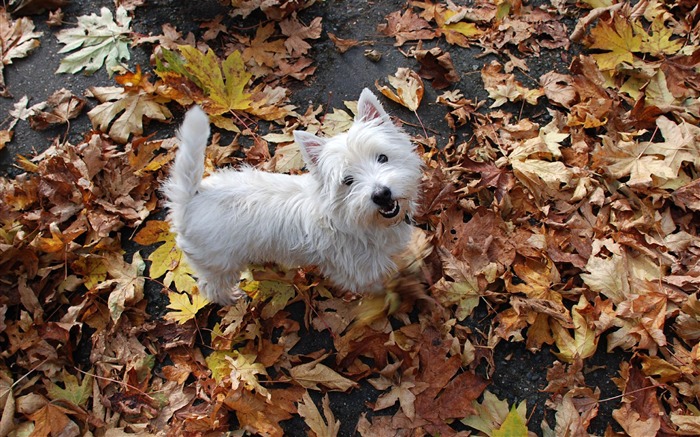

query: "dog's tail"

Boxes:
[164, 106, 210, 230]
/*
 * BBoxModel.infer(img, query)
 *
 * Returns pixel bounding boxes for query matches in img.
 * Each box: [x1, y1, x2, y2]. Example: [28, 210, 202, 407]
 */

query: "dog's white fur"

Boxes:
[164, 89, 422, 305]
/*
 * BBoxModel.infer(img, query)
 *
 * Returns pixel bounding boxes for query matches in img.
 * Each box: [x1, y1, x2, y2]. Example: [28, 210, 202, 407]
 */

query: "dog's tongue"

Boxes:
[379, 200, 400, 219]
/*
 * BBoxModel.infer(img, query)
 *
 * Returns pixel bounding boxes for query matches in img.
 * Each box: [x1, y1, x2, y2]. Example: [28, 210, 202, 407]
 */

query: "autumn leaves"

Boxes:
[1, 0, 700, 435]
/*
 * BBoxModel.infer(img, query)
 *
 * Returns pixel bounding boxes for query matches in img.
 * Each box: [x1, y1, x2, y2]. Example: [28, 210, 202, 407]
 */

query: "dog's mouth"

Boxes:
[378, 200, 400, 219]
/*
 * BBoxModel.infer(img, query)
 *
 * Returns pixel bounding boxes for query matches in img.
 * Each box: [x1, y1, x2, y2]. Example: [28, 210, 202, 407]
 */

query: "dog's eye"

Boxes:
[342, 176, 354, 186]
[377, 154, 388, 163]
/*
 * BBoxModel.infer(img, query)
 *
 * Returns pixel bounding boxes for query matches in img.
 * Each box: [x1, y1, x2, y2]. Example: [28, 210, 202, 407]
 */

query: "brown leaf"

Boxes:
[279, 16, 322, 57]
[413, 46, 459, 90]
[377, 9, 435, 46]
[327, 32, 364, 53]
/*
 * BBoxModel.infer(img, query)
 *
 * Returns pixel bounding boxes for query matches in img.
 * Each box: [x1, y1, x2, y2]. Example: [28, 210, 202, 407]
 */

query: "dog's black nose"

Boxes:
[372, 186, 393, 206]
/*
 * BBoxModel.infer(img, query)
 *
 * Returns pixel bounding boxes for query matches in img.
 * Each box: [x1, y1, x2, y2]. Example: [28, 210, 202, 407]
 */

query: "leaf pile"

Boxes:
[1, 0, 700, 436]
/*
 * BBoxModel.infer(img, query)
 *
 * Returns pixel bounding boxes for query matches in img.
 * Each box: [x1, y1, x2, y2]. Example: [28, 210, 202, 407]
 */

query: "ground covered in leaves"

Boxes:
[1, 0, 700, 436]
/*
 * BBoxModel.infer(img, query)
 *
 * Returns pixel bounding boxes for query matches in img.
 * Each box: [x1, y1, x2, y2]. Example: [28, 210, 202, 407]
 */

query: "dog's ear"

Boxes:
[357, 88, 390, 124]
[294, 130, 326, 167]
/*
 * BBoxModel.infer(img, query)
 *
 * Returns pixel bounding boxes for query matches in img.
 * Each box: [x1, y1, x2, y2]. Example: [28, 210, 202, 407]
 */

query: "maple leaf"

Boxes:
[93, 251, 145, 322]
[171, 46, 252, 116]
[164, 291, 208, 324]
[240, 22, 286, 73]
[375, 67, 424, 112]
[377, 9, 435, 46]
[133, 220, 196, 293]
[206, 351, 270, 399]
[434, 6, 483, 47]
[413, 46, 459, 90]
[540, 71, 576, 108]
[587, 14, 643, 72]
[279, 16, 322, 57]
[55, 6, 132, 76]
[28, 403, 76, 437]
[493, 405, 529, 436]
[28, 88, 86, 130]
[462, 390, 528, 435]
[87, 69, 172, 144]
[0, 8, 42, 97]
[510, 159, 574, 205]
[298, 392, 340, 437]
[47, 371, 92, 408]
[433, 248, 481, 321]
[482, 61, 543, 107]
[327, 32, 363, 53]
[640, 16, 683, 56]
[374, 380, 419, 420]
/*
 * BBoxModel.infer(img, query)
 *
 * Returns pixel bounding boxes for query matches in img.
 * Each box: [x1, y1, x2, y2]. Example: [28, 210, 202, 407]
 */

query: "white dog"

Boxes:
[164, 88, 422, 305]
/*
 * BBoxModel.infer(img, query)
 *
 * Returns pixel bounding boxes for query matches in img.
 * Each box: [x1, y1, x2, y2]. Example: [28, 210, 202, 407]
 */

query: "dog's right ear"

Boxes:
[294, 130, 326, 167]
[357, 88, 390, 124]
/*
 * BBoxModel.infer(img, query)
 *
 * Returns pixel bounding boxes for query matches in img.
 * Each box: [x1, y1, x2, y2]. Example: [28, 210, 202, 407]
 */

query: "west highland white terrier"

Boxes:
[164, 88, 423, 305]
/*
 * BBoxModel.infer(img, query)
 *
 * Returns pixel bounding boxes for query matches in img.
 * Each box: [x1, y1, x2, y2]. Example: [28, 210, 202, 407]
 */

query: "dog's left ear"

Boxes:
[357, 88, 390, 124]
[294, 130, 326, 167]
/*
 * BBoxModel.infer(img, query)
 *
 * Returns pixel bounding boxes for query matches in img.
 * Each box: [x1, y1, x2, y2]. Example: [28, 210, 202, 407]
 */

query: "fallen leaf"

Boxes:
[0, 8, 42, 97]
[290, 357, 357, 392]
[298, 392, 340, 437]
[164, 291, 208, 324]
[375, 67, 424, 111]
[87, 72, 172, 144]
[55, 6, 131, 76]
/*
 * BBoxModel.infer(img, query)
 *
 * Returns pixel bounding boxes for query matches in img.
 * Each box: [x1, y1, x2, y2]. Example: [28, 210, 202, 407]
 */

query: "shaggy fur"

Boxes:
[164, 89, 422, 304]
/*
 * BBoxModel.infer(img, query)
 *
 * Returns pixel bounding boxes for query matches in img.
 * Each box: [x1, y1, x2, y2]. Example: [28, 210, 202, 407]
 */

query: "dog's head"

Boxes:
[293, 88, 423, 229]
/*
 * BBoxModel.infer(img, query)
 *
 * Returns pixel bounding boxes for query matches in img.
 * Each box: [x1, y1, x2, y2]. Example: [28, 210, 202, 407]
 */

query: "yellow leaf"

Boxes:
[588, 15, 643, 72]
[552, 295, 598, 362]
[462, 391, 528, 435]
[164, 290, 208, 324]
[178, 46, 252, 115]
[134, 220, 196, 293]
[493, 405, 529, 437]
[205, 351, 270, 399]
[375, 67, 424, 111]
[435, 7, 482, 47]
[640, 16, 683, 56]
